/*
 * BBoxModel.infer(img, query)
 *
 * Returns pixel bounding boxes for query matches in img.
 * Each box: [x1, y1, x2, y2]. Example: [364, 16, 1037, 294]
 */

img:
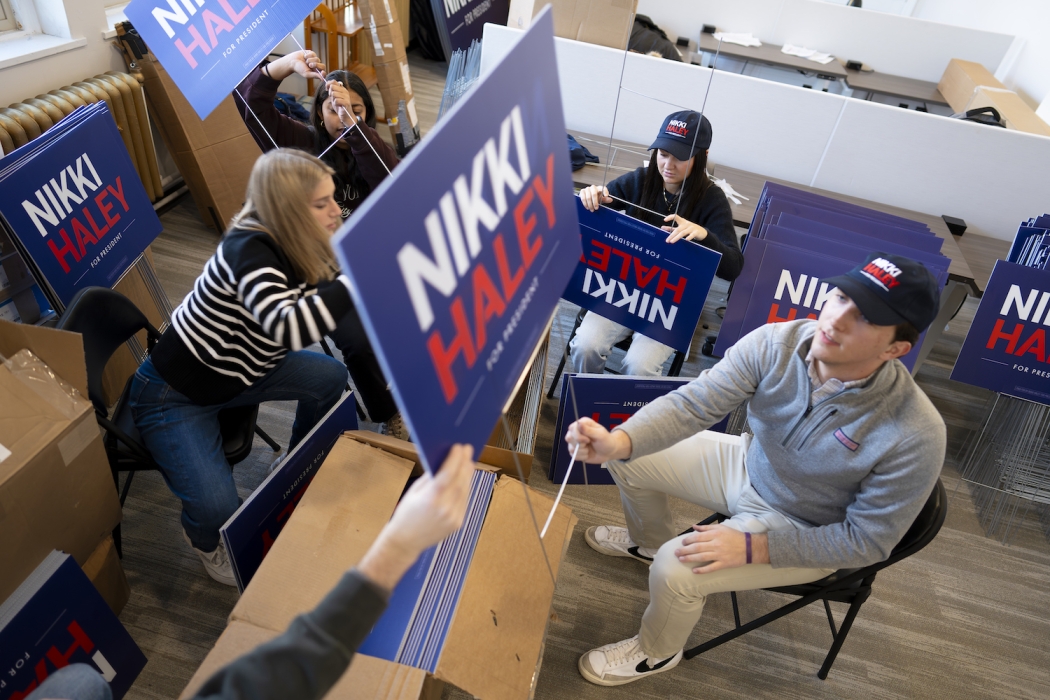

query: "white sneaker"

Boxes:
[578, 635, 682, 686]
[585, 525, 658, 564]
[382, 411, 411, 442]
[268, 448, 287, 474]
[182, 531, 237, 587]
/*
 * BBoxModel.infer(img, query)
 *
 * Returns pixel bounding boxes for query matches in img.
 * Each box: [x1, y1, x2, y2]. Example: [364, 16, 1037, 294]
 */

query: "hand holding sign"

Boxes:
[662, 213, 709, 243]
[579, 185, 613, 212]
[266, 50, 327, 82]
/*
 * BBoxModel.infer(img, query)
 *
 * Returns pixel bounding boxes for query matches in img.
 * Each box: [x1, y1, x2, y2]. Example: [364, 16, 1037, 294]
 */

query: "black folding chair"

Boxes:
[683, 479, 947, 679]
[56, 287, 280, 556]
[546, 309, 687, 398]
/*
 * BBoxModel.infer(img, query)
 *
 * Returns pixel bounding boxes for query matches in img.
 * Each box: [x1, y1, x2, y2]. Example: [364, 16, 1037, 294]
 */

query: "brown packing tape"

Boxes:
[179, 621, 428, 700]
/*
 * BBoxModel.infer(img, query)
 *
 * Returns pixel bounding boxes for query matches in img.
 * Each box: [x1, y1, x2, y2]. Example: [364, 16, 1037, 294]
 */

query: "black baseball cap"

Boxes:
[822, 252, 940, 332]
[649, 110, 712, 161]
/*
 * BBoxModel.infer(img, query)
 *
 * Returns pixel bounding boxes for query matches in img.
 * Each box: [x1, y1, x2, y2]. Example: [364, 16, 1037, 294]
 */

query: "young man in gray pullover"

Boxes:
[566, 252, 946, 686]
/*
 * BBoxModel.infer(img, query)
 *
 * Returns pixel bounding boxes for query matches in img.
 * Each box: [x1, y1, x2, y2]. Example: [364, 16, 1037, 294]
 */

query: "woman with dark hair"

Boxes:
[573, 110, 743, 377]
[234, 51, 406, 437]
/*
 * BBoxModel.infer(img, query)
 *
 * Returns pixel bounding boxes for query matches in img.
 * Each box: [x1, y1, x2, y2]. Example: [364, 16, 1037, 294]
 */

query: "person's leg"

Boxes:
[605, 431, 751, 550]
[569, 314, 632, 374]
[327, 303, 398, 423]
[620, 333, 675, 377]
[225, 350, 347, 448]
[25, 664, 112, 700]
[129, 359, 238, 554]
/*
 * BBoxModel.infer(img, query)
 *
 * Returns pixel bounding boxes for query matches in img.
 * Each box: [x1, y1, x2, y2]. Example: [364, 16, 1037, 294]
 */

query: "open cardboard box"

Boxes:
[507, 0, 638, 51]
[0, 320, 122, 603]
[180, 432, 576, 699]
[938, 58, 1006, 114]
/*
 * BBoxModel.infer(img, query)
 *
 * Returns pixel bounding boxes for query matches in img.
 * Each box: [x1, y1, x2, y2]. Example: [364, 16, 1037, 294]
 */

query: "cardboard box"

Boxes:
[127, 50, 261, 233]
[966, 86, 1050, 137]
[0, 321, 123, 603]
[371, 19, 409, 66]
[82, 535, 131, 615]
[938, 58, 1006, 113]
[508, 0, 638, 51]
[181, 434, 576, 699]
[360, 0, 399, 28]
[375, 59, 413, 97]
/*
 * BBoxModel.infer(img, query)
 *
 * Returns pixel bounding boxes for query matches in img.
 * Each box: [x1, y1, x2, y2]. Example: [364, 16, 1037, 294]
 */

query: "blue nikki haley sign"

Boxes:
[125, 0, 317, 119]
[952, 260, 1050, 402]
[564, 201, 722, 353]
[333, 8, 580, 473]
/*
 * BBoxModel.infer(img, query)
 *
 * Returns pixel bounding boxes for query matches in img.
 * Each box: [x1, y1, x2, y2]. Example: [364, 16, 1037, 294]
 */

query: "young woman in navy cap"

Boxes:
[573, 110, 743, 377]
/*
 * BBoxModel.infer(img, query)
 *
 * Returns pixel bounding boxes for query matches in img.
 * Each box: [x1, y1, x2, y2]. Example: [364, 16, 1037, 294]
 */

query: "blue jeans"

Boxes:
[25, 664, 112, 700]
[129, 351, 347, 552]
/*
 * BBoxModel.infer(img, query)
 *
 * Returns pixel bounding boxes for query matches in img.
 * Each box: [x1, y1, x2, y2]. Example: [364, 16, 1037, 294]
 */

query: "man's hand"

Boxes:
[579, 185, 612, 212]
[357, 445, 476, 591]
[674, 524, 769, 574]
[662, 214, 708, 243]
[565, 417, 632, 464]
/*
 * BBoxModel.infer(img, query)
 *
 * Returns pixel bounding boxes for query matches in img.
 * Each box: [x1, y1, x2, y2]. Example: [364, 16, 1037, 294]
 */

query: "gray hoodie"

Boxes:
[618, 319, 945, 570]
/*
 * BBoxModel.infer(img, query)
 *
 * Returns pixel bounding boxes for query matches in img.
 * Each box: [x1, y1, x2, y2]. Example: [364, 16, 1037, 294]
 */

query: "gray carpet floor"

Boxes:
[115, 50, 1050, 700]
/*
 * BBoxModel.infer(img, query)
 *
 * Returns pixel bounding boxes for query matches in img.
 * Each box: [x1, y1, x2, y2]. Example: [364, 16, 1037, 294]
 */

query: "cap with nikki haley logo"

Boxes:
[821, 252, 940, 332]
[649, 110, 712, 162]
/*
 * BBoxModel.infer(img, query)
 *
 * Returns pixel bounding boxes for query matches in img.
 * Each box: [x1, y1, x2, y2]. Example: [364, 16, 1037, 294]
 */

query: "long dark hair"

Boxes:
[632, 149, 712, 227]
[310, 70, 377, 199]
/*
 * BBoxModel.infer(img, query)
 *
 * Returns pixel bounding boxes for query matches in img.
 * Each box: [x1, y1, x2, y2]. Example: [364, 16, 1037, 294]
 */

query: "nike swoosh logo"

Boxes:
[627, 546, 653, 561]
[636, 655, 676, 673]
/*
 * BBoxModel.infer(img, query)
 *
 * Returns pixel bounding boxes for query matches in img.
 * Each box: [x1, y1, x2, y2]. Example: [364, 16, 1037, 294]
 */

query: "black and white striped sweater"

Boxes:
[150, 228, 352, 405]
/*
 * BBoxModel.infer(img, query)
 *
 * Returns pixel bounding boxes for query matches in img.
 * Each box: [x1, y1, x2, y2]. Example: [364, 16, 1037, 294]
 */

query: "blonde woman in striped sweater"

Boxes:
[129, 150, 355, 586]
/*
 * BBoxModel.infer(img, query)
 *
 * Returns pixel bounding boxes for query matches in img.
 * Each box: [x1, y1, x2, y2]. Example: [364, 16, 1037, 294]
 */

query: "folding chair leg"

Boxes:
[546, 350, 568, 399]
[817, 592, 869, 679]
[731, 591, 741, 628]
[255, 426, 281, 452]
[684, 590, 824, 660]
[119, 471, 135, 506]
[113, 524, 123, 559]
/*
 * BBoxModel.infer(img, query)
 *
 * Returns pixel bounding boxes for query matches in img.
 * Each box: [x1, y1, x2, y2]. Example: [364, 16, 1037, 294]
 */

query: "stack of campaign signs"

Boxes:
[951, 214, 1050, 401]
[562, 200, 723, 354]
[221, 392, 358, 592]
[0, 102, 162, 312]
[358, 469, 497, 672]
[0, 551, 147, 699]
[714, 182, 950, 371]
[1006, 214, 1050, 267]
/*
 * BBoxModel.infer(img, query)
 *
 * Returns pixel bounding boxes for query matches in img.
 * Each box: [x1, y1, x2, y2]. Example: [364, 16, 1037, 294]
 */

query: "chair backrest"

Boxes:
[873, 478, 948, 573]
[55, 287, 159, 413]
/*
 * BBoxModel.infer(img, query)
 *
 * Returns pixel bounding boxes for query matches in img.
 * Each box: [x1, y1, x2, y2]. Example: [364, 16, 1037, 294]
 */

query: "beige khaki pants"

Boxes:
[606, 430, 835, 658]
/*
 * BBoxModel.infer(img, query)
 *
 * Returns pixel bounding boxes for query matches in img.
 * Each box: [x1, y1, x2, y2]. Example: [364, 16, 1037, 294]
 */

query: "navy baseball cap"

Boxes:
[822, 252, 940, 332]
[649, 110, 712, 161]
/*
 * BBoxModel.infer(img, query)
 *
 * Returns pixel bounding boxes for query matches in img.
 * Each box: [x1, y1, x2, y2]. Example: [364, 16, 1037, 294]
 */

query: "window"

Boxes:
[0, 0, 19, 33]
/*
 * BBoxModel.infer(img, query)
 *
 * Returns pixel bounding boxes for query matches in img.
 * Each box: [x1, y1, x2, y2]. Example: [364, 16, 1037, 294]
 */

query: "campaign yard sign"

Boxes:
[125, 0, 317, 119]
[0, 104, 162, 309]
[221, 392, 358, 592]
[332, 8, 580, 473]
[549, 374, 693, 485]
[0, 552, 147, 700]
[429, 0, 510, 61]
[564, 201, 722, 353]
[951, 260, 1050, 402]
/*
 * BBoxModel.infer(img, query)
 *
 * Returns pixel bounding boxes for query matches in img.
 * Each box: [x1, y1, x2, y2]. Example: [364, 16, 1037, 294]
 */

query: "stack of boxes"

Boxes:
[360, 0, 420, 153]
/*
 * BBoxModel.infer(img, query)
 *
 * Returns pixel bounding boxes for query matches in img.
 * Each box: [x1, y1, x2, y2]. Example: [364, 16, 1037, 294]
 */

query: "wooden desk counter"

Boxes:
[570, 133, 977, 291]
[844, 69, 948, 107]
[697, 34, 847, 79]
[954, 233, 1011, 293]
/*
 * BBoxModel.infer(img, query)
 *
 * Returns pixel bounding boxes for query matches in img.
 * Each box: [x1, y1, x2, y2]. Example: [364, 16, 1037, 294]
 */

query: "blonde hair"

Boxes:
[231, 149, 338, 285]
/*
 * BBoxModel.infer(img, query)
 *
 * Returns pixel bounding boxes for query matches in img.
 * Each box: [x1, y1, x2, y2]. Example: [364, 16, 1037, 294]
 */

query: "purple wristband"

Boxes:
[745, 532, 752, 564]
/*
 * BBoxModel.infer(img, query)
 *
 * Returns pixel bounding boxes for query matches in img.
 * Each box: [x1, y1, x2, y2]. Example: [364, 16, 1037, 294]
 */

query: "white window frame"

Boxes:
[0, 1, 85, 70]
[0, 0, 20, 33]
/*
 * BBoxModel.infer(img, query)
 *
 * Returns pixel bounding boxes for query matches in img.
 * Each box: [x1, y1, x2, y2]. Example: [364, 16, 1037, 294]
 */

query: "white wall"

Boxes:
[0, 1, 127, 106]
[912, 0, 1050, 109]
